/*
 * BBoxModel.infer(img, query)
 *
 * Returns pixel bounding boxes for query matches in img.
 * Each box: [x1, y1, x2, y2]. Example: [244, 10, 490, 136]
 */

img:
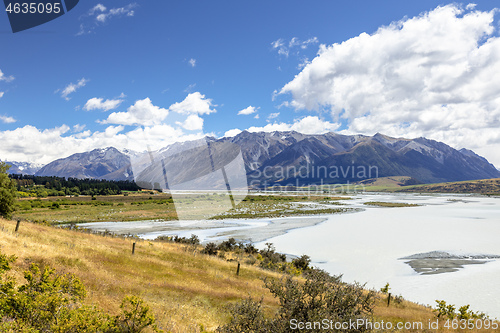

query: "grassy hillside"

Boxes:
[0, 218, 280, 332]
[356, 176, 422, 192]
[1, 218, 498, 332]
[355, 176, 500, 194]
[396, 178, 500, 194]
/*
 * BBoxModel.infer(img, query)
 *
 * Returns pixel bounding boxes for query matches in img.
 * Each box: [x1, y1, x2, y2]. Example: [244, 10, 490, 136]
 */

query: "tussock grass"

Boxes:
[0, 218, 279, 332]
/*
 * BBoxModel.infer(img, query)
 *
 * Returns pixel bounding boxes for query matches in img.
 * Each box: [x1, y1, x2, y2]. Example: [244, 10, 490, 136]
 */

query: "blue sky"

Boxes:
[1, 0, 500, 166]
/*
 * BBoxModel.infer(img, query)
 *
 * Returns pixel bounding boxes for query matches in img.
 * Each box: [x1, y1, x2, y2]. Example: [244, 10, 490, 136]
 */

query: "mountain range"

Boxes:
[4, 161, 44, 175]
[6, 131, 500, 188]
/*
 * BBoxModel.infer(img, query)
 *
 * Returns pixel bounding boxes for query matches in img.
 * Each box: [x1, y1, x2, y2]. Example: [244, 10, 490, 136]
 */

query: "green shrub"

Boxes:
[380, 282, 390, 294]
[115, 295, 162, 332]
[218, 269, 375, 332]
[292, 255, 311, 271]
[435, 300, 486, 320]
[218, 238, 237, 252]
[0, 162, 16, 218]
[0, 251, 162, 332]
[203, 242, 218, 256]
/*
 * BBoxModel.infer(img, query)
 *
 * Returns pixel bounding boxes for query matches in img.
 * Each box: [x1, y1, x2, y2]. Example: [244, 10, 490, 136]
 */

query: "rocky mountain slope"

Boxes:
[4, 161, 43, 175]
[35, 147, 133, 181]
[28, 132, 500, 187]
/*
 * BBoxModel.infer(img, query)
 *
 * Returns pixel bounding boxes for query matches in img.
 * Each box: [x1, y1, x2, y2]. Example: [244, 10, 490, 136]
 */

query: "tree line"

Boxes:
[9, 174, 141, 197]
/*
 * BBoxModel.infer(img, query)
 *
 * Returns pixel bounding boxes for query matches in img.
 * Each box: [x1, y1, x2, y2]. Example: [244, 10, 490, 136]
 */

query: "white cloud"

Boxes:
[60, 78, 88, 100]
[188, 58, 196, 67]
[96, 5, 136, 23]
[169, 92, 216, 115]
[89, 4, 106, 14]
[0, 91, 219, 164]
[103, 98, 168, 126]
[184, 83, 197, 93]
[254, 114, 260, 119]
[279, 4, 500, 167]
[237, 106, 259, 115]
[0, 115, 16, 124]
[84, 97, 123, 111]
[267, 112, 280, 120]
[0, 125, 74, 164]
[0, 69, 14, 82]
[245, 116, 340, 135]
[176, 114, 204, 131]
[0, 92, 4, 98]
[271, 37, 319, 57]
[223, 128, 242, 138]
[73, 124, 86, 132]
[0, 123, 207, 164]
[78, 3, 137, 35]
[271, 39, 288, 56]
[466, 3, 477, 10]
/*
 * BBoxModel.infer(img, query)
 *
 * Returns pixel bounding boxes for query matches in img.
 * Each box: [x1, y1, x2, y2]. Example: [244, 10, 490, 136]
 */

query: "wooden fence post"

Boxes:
[132, 242, 136, 255]
[15, 219, 21, 232]
[236, 262, 240, 276]
[387, 293, 391, 307]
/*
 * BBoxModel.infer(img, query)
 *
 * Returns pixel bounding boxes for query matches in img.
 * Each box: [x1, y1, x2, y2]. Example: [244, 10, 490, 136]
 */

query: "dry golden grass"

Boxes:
[0, 218, 280, 332]
[1, 217, 499, 332]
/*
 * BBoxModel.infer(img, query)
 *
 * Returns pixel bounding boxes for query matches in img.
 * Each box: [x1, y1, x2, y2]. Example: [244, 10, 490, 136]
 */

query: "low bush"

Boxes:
[0, 251, 162, 332]
[218, 269, 375, 332]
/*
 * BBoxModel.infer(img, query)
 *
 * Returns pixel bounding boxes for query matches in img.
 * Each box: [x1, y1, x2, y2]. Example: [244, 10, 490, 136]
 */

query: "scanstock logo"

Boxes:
[130, 138, 248, 221]
[4, 0, 79, 33]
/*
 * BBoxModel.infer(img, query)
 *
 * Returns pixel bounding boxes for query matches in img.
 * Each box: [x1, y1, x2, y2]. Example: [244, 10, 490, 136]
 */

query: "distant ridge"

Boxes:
[4, 161, 43, 175]
[35, 147, 133, 181]
[29, 132, 500, 186]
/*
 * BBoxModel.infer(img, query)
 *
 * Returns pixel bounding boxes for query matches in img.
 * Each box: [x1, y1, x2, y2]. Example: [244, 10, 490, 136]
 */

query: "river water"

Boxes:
[258, 193, 500, 319]
[79, 193, 500, 318]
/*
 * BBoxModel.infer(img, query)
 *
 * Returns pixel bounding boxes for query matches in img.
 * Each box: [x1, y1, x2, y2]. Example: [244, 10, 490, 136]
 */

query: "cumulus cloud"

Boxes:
[0, 115, 16, 124]
[223, 128, 243, 138]
[103, 98, 168, 126]
[279, 4, 500, 166]
[176, 114, 204, 131]
[60, 78, 88, 100]
[169, 92, 216, 115]
[188, 59, 196, 67]
[84, 97, 123, 111]
[237, 106, 259, 115]
[0, 92, 4, 98]
[271, 37, 319, 57]
[243, 116, 340, 135]
[0, 91, 218, 164]
[0, 123, 206, 164]
[0, 69, 14, 82]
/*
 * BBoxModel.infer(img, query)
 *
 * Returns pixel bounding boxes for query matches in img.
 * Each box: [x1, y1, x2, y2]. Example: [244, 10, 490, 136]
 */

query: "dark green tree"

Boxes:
[0, 162, 16, 218]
